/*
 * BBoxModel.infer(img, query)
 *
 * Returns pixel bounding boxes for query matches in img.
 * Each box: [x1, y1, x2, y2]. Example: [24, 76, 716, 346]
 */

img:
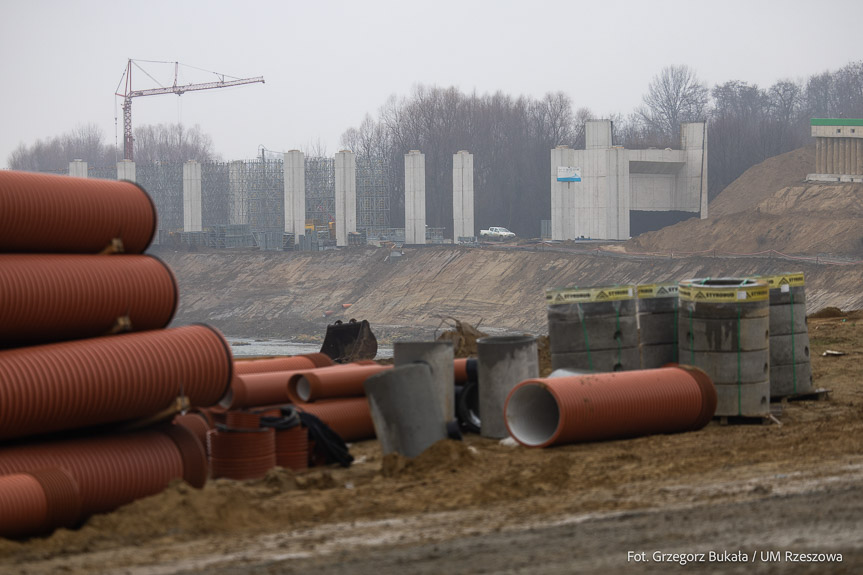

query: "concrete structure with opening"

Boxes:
[807, 119, 863, 183]
[551, 120, 707, 241]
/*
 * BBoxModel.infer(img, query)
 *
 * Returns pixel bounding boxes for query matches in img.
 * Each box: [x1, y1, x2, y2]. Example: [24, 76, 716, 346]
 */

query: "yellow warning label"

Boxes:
[679, 280, 769, 303]
[637, 283, 679, 299]
[758, 272, 805, 289]
[546, 285, 635, 304]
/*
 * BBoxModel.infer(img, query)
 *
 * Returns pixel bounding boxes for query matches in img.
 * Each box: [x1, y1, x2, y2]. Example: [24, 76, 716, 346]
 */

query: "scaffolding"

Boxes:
[201, 162, 231, 229]
[305, 156, 335, 225]
[137, 163, 183, 241]
[356, 155, 391, 237]
[244, 158, 284, 232]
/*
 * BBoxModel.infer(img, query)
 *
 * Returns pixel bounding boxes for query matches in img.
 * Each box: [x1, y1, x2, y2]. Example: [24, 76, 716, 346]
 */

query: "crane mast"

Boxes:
[116, 59, 264, 161]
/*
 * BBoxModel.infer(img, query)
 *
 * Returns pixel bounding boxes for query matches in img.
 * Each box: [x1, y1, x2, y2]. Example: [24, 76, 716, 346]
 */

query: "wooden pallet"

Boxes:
[782, 388, 832, 403]
[716, 403, 783, 426]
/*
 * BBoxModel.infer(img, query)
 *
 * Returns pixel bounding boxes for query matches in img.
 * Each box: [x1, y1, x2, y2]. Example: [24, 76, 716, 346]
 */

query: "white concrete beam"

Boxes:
[183, 160, 202, 232]
[405, 150, 426, 244]
[453, 150, 474, 240]
[117, 160, 136, 182]
[335, 150, 357, 247]
[284, 151, 306, 243]
[69, 160, 88, 178]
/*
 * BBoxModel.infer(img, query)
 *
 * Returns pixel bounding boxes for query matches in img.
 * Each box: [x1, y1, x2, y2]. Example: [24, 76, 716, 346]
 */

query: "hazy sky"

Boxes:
[1, 0, 861, 168]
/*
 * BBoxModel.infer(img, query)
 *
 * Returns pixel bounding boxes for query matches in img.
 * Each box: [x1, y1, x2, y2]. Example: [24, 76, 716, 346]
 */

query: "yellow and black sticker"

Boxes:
[637, 283, 679, 299]
[758, 272, 805, 290]
[679, 280, 769, 303]
[546, 285, 635, 304]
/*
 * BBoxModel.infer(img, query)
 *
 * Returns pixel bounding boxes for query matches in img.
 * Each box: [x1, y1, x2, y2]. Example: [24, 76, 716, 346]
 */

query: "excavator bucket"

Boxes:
[320, 319, 378, 363]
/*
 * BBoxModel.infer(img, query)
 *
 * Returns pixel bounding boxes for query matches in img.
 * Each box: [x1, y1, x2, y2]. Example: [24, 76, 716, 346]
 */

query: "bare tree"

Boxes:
[638, 65, 709, 143]
[132, 123, 217, 164]
[8, 123, 116, 171]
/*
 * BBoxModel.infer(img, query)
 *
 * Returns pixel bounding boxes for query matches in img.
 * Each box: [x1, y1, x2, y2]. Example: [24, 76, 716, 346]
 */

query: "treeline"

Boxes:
[8, 123, 217, 173]
[341, 60, 863, 236]
[342, 88, 591, 236]
[10, 61, 863, 237]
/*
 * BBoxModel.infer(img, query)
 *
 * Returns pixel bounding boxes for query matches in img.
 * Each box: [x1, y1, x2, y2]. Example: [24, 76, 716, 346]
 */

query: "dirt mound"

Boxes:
[626, 146, 863, 255]
[381, 439, 478, 478]
[436, 319, 488, 357]
[709, 146, 815, 218]
[809, 306, 847, 319]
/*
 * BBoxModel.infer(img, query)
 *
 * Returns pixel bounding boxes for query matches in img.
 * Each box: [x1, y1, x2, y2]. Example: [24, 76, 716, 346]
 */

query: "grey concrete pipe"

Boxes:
[393, 341, 455, 419]
[477, 335, 538, 439]
[363, 363, 448, 458]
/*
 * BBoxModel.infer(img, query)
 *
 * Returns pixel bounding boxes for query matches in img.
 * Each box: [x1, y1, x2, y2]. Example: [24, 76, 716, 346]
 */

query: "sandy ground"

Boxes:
[1, 311, 861, 574]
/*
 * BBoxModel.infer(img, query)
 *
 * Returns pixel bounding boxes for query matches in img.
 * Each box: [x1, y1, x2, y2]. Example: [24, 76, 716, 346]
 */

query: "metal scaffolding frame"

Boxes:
[305, 156, 335, 224]
[356, 155, 391, 236]
[244, 158, 285, 232]
[137, 163, 184, 233]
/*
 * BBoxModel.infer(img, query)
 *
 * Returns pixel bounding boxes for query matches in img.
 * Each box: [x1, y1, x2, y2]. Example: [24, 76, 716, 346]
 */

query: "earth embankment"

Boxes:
[161, 246, 863, 341]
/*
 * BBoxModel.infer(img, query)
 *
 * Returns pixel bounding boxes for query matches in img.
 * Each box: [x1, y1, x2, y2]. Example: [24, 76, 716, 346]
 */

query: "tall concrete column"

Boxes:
[840, 139, 846, 174]
[117, 160, 136, 182]
[335, 150, 357, 247]
[229, 160, 247, 226]
[857, 140, 863, 175]
[846, 138, 853, 175]
[284, 150, 305, 243]
[452, 150, 474, 240]
[680, 123, 708, 220]
[69, 160, 88, 178]
[405, 150, 426, 245]
[183, 160, 202, 232]
[822, 138, 829, 173]
[550, 145, 577, 241]
[815, 138, 823, 173]
[827, 139, 835, 174]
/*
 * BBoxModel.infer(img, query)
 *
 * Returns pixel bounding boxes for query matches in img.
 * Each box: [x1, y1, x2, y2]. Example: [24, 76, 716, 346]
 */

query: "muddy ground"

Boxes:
[1, 311, 861, 574]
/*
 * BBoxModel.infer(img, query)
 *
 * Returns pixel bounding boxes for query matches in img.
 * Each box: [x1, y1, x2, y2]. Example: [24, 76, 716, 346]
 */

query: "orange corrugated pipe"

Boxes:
[504, 366, 716, 448]
[0, 469, 84, 538]
[288, 364, 392, 402]
[0, 324, 233, 440]
[233, 353, 333, 376]
[0, 171, 156, 254]
[0, 473, 49, 538]
[208, 427, 276, 481]
[0, 424, 206, 517]
[0, 254, 178, 347]
[296, 397, 375, 442]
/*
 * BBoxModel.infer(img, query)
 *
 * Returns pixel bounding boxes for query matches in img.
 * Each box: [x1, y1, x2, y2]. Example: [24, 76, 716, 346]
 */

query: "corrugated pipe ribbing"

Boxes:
[505, 366, 717, 448]
[0, 473, 49, 538]
[288, 364, 392, 402]
[0, 424, 206, 516]
[208, 427, 276, 481]
[0, 254, 178, 347]
[0, 171, 156, 254]
[0, 324, 233, 440]
[296, 397, 375, 442]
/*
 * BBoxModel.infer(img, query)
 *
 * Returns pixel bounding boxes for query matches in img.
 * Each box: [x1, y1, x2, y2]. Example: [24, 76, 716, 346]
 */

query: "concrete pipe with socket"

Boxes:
[504, 366, 716, 448]
[393, 340, 455, 420]
[364, 363, 448, 458]
[477, 335, 539, 438]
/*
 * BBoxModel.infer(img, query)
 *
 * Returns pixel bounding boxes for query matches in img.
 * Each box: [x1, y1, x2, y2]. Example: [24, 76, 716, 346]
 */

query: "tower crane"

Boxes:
[115, 59, 265, 161]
